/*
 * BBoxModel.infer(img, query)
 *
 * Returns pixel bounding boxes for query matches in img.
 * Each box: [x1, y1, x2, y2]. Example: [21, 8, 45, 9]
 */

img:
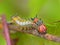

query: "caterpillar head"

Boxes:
[31, 15, 39, 23]
[31, 15, 43, 26]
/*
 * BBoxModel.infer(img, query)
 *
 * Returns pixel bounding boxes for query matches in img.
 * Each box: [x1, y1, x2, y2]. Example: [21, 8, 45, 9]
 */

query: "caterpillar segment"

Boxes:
[18, 24, 34, 31]
[12, 16, 32, 26]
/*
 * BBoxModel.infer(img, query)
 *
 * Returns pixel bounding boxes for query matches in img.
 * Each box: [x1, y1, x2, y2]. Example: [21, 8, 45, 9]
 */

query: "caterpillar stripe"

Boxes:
[12, 16, 32, 26]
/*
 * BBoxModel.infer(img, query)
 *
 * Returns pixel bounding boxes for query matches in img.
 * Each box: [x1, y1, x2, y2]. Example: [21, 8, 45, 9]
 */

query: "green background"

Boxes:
[0, 0, 60, 45]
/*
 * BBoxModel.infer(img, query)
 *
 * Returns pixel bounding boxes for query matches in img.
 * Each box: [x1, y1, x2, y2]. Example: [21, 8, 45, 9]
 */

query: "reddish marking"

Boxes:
[38, 24, 47, 33]
[33, 18, 38, 23]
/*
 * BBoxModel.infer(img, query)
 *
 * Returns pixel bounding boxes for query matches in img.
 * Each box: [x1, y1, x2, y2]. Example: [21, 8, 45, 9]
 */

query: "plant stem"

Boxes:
[2, 15, 11, 45]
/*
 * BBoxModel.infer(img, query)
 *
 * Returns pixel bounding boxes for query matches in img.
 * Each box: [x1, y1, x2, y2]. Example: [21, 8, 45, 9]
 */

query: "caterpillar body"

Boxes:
[12, 16, 32, 26]
[12, 15, 47, 34]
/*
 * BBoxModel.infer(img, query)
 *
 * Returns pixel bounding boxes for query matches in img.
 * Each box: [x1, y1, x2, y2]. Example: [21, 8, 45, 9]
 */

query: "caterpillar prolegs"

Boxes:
[9, 24, 37, 34]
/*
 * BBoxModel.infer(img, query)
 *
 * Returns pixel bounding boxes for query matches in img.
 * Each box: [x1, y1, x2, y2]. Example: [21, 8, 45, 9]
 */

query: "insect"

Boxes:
[12, 15, 47, 34]
[31, 16, 47, 34]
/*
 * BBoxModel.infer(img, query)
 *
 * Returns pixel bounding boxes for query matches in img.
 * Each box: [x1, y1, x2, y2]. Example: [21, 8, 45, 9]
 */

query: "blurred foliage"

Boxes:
[0, 0, 60, 45]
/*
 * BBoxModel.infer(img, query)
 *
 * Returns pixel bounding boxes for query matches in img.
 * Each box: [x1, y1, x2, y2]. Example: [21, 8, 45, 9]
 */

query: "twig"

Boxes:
[11, 38, 19, 45]
[8, 24, 60, 42]
[2, 15, 11, 45]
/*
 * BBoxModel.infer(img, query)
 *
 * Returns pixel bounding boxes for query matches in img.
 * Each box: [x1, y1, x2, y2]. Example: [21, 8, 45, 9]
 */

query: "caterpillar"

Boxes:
[12, 15, 47, 34]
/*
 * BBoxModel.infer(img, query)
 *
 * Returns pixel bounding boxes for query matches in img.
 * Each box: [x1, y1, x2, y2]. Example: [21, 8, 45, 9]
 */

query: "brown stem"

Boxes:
[8, 24, 60, 42]
[11, 38, 19, 45]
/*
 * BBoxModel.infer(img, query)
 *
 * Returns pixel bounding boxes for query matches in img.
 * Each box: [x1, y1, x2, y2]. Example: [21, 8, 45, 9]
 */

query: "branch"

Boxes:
[8, 24, 60, 42]
[2, 15, 11, 45]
